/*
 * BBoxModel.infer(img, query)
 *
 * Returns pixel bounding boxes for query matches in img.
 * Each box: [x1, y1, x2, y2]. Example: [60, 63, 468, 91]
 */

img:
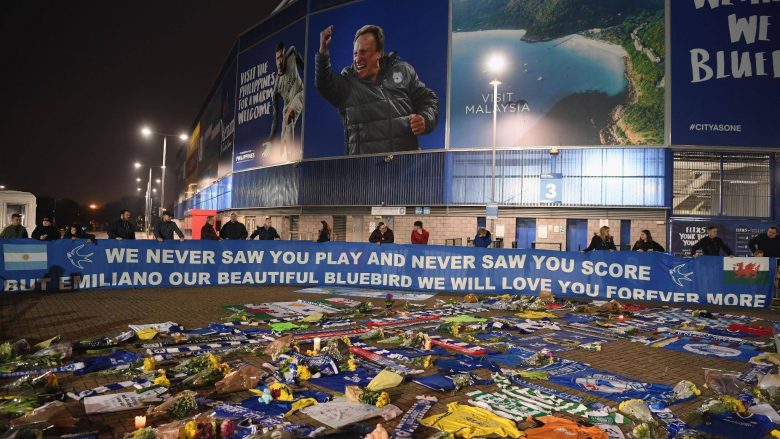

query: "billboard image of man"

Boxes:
[315, 24, 439, 155]
[264, 41, 304, 161]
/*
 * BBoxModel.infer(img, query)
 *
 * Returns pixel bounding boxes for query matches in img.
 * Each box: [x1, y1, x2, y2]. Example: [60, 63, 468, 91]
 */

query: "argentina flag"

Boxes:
[3, 244, 48, 271]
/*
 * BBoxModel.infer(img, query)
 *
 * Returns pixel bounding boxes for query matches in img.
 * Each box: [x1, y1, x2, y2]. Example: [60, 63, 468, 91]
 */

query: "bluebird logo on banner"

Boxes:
[67, 244, 94, 270]
[0, 240, 775, 309]
[669, 263, 694, 287]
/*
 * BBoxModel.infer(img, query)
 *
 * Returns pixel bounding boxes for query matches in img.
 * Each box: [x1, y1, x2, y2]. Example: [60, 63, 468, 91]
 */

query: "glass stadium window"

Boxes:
[672, 151, 770, 218]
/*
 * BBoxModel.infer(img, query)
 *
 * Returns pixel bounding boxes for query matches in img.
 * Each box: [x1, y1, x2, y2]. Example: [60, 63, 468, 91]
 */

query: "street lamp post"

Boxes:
[486, 54, 506, 237]
[140, 127, 187, 216]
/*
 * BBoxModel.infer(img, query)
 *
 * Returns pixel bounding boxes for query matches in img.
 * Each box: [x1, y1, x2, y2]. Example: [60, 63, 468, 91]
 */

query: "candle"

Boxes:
[134, 415, 146, 429]
[313, 337, 321, 353]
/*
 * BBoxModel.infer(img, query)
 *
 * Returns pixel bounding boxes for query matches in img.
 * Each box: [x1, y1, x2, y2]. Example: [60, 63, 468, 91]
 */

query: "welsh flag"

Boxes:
[723, 257, 769, 284]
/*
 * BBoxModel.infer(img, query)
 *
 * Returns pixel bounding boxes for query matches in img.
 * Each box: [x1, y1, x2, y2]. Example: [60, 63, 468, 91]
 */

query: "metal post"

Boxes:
[146, 168, 152, 235]
[490, 79, 501, 234]
[161, 136, 167, 216]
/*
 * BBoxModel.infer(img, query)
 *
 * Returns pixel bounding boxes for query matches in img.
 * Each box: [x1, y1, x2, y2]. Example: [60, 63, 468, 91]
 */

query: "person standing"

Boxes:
[690, 225, 733, 256]
[0, 213, 28, 239]
[749, 226, 780, 257]
[201, 216, 220, 240]
[107, 210, 136, 240]
[155, 212, 184, 242]
[317, 221, 331, 243]
[411, 220, 429, 244]
[31, 217, 61, 241]
[369, 222, 394, 244]
[631, 229, 664, 252]
[64, 224, 96, 242]
[220, 213, 248, 240]
[583, 226, 617, 252]
[473, 227, 492, 248]
[250, 216, 281, 240]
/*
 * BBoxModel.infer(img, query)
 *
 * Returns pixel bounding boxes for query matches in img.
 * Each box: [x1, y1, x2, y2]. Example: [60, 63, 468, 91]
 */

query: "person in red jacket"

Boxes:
[411, 220, 429, 244]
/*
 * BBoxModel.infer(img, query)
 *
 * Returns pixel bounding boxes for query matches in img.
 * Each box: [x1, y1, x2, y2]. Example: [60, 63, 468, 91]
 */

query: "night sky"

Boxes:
[0, 1, 281, 206]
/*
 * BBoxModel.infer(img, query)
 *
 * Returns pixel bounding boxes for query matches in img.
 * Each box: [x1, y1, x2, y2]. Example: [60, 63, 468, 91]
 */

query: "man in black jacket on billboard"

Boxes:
[315, 24, 439, 155]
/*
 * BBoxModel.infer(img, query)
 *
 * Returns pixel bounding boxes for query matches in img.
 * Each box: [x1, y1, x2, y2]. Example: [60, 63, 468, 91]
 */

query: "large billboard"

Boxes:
[449, 0, 665, 148]
[670, 0, 779, 147]
[303, 0, 448, 158]
[197, 80, 222, 188]
[218, 58, 237, 178]
[234, 19, 306, 171]
[669, 220, 774, 257]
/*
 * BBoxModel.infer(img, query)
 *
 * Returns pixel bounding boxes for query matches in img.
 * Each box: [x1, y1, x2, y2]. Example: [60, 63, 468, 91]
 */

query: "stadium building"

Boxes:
[172, 0, 779, 256]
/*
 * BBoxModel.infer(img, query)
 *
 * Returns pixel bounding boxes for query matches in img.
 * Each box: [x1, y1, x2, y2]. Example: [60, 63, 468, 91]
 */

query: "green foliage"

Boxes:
[453, 0, 663, 40]
[638, 11, 664, 58]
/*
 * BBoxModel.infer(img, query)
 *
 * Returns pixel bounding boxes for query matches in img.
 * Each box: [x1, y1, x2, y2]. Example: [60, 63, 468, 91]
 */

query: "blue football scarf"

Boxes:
[533, 360, 678, 404]
[75, 350, 143, 375]
[650, 335, 762, 363]
[561, 313, 599, 324]
[434, 354, 500, 373]
[411, 372, 492, 391]
[487, 348, 537, 367]
[390, 396, 437, 439]
[500, 330, 611, 353]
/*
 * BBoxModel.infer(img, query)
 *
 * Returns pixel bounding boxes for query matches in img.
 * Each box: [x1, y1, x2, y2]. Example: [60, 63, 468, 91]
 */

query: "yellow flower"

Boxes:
[500, 294, 512, 301]
[720, 395, 747, 413]
[297, 365, 312, 381]
[341, 336, 352, 346]
[347, 356, 358, 372]
[770, 430, 780, 438]
[422, 355, 432, 369]
[206, 353, 220, 369]
[154, 370, 170, 387]
[219, 362, 231, 375]
[143, 357, 156, 372]
[451, 323, 459, 336]
[375, 391, 390, 408]
[269, 382, 293, 401]
[179, 420, 198, 439]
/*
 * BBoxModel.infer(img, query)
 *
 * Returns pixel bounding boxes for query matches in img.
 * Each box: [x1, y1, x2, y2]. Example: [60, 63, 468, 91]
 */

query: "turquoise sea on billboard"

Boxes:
[450, 30, 628, 148]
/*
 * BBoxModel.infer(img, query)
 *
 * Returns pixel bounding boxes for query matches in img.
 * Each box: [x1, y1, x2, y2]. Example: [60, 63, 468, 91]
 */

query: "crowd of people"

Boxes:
[2, 211, 779, 257]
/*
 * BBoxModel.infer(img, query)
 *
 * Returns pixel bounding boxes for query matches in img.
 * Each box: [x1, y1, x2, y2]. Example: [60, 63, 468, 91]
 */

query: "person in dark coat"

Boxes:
[317, 220, 331, 243]
[107, 210, 136, 240]
[31, 217, 61, 241]
[690, 225, 733, 256]
[219, 213, 248, 240]
[583, 226, 617, 252]
[250, 217, 281, 240]
[749, 226, 780, 257]
[369, 222, 394, 244]
[154, 212, 184, 242]
[201, 216, 220, 240]
[0, 213, 28, 239]
[473, 227, 492, 248]
[315, 24, 439, 155]
[64, 224, 95, 242]
[632, 229, 664, 252]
